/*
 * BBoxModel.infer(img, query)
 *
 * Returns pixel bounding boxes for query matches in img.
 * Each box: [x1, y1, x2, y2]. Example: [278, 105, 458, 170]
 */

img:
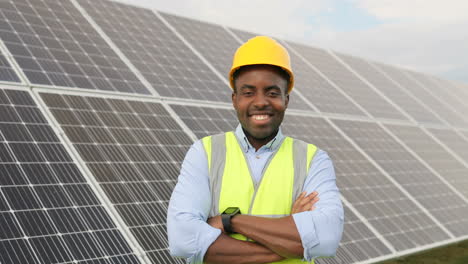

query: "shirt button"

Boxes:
[256, 155, 260, 159]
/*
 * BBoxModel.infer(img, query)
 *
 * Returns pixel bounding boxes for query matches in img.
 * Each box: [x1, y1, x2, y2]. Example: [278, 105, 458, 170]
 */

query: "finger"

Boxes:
[292, 192, 306, 207]
[305, 191, 318, 199]
[299, 192, 318, 206]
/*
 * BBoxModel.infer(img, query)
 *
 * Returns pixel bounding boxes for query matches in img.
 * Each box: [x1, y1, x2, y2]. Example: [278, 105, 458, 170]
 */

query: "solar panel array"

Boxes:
[0, 0, 467, 263]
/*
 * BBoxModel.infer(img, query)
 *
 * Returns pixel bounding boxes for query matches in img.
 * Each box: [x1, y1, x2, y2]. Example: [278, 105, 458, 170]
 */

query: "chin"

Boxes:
[250, 129, 275, 140]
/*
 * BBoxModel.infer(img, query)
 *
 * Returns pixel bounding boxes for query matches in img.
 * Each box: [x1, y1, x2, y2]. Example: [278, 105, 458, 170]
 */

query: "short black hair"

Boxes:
[232, 64, 290, 94]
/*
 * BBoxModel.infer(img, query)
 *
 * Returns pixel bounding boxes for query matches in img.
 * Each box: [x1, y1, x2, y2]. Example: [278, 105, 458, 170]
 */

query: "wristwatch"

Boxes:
[221, 207, 241, 233]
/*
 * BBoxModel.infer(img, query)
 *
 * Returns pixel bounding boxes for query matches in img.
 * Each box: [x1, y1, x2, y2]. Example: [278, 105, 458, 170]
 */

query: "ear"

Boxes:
[284, 93, 289, 109]
[232, 92, 238, 110]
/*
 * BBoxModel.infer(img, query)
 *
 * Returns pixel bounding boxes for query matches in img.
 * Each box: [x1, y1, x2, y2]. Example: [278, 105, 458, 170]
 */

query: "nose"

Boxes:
[252, 93, 269, 109]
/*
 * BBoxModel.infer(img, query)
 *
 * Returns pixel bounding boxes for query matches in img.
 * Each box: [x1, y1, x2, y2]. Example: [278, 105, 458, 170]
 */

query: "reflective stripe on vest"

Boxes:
[202, 131, 317, 264]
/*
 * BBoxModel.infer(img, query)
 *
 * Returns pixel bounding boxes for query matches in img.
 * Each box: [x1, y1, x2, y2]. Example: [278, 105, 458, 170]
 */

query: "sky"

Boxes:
[117, 0, 468, 84]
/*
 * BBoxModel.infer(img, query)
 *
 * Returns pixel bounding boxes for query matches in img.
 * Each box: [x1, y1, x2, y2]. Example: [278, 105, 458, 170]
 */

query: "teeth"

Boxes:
[252, 115, 269, 120]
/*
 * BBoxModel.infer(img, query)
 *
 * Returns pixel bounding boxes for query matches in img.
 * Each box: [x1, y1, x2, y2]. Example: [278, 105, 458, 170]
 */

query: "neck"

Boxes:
[243, 128, 279, 151]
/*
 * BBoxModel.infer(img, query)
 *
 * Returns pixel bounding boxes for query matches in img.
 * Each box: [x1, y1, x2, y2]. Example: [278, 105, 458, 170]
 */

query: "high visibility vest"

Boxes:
[202, 131, 317, 264]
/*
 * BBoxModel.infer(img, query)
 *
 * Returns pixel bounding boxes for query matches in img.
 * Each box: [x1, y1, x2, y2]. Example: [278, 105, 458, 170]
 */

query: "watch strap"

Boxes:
[222, 214, 234, 233]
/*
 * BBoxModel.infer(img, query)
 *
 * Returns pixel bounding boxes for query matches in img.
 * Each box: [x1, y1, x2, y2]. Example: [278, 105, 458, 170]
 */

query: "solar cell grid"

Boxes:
[0, 88, 141, 264]
[334, 119, 468, 237]
[77, 0, 230, 103]
[336, 53, 443, 124]
[282, 115, 447, 252]
[385, 124, 468, 201]
[0, 50, 21, 82]
[288, 43, 406, 120]
[317, 206, 390, 264]
[170, 104, 237, 138]
[426, 128, 468, 164]
[374, 63, 467, 128]
[159, 12, 241, 84]
[285, 43, 367, 116]
[41, 92, 190, 263]
[0, 0, 148, 94]
[407, 71, 468, 125]
[227, 27, 257, 42]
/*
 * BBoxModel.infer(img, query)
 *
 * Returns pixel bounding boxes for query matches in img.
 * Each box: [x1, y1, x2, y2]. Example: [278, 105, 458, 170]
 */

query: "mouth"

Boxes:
[248, 113, 273, 124]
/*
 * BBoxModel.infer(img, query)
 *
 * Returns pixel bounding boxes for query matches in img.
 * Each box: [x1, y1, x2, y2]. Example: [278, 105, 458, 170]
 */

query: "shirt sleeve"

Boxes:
[167, 140, 221, 263]
[292, 149, 344, 261]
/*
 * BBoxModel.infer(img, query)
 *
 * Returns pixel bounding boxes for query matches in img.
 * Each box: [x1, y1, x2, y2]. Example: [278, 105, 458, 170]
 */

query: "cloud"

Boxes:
[353, 0, 468, 22]
[306, 2, 468, 82]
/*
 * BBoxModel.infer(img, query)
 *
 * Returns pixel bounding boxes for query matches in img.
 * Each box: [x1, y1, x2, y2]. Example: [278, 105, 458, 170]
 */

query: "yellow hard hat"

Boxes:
[229, 36, 294, 93]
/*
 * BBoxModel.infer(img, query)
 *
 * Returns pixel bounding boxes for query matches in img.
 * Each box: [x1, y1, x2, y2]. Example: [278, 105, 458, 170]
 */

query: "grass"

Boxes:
[378, 239, 468, 264]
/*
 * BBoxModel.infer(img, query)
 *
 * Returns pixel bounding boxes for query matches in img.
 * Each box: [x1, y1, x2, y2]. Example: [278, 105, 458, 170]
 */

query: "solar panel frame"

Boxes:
[425, 127, 468, 165]
[0, 45, 21, 83]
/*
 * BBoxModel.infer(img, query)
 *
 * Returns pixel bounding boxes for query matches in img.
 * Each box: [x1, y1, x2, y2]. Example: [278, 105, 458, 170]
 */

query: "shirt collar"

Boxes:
[234, 124, 284, 152]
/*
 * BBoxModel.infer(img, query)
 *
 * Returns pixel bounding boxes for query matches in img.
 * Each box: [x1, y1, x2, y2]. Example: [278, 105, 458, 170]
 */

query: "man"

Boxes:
[167, 36, 343, 263]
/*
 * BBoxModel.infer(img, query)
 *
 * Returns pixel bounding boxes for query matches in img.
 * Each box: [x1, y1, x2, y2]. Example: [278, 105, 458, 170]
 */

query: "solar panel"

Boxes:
[40, 92, 191, 263]
[426, 128, 468, 163]
[335, 54, 443, 125]
[0, 1, 467, 263]
[373, 63, 468, 128]
[0, 87, 141, 264]
[227, 27, 257, 42]
[437, 79, 468, 108]
[76, 0, 230, 103]
[287, 42, 407, 120]
[285, 43, 367, 116]
[0, 50, 20, 82]
[170, 104, 237, 139]
[159, 12, 241, 86]
[334, 119, 468, 237]
[282, 115, 449, 250]
[0, 0, 148, 94]
[385, 124, 468, 200]
[407, 71, 468, 125]
[317, 206, 389, 264]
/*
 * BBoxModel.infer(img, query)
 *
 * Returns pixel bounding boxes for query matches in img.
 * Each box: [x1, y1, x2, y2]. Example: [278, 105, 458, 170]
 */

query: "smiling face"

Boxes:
[232, 64, 289, 150]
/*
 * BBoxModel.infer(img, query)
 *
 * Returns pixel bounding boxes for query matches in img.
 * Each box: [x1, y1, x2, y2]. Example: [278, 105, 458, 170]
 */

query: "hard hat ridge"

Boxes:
[229, 36, 294, 93]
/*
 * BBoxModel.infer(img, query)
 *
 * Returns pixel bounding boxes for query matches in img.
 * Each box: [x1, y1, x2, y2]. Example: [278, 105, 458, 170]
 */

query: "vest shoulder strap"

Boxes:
[202, 133, 226, 217]
[292, 138, 318, 201]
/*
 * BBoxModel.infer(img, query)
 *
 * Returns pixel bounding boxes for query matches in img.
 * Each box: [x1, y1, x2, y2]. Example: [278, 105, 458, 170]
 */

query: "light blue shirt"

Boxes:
[167, 125, 344, 263]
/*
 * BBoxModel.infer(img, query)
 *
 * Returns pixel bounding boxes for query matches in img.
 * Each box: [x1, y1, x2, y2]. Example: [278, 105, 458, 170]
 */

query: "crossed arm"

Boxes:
[204, 192, 319, 264]
[167, 142, 343, 263]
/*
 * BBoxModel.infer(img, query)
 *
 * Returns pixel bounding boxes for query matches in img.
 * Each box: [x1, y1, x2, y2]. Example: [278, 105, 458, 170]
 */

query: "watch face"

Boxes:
[224, 207, 239, 214]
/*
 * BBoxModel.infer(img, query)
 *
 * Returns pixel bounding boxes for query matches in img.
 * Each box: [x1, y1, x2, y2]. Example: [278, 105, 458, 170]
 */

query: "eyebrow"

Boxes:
[239, 84, 282, 91]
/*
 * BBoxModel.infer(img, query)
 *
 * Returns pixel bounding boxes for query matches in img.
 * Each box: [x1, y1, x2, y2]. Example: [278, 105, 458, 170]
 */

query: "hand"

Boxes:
[207, 215, 225, 232]
[291, 191, 319, 214]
